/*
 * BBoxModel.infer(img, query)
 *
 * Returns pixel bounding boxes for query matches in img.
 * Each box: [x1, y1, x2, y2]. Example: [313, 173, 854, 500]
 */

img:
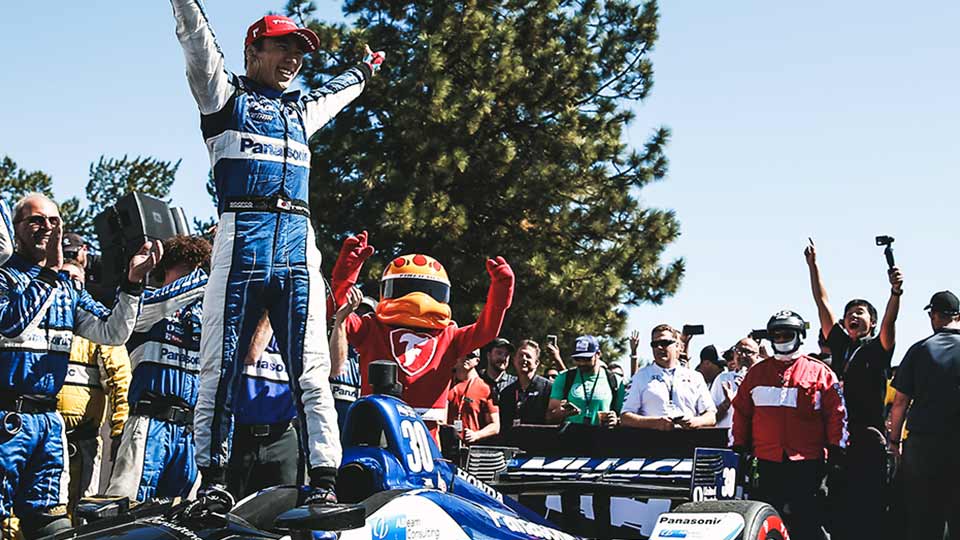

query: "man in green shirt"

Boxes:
[546, 335, 624, 426]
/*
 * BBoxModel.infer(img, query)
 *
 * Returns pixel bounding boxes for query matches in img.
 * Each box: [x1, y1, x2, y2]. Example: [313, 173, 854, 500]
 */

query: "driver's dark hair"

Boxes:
[844, 299, 878, 326]
[244, 37, 266, 69]
[152, 235, 211, 282]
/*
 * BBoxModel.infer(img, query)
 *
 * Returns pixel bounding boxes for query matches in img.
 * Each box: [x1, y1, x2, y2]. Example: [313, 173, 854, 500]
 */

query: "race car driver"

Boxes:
[106, 236, 209, 502]
[330, 232, 514, 442]
[0, 194, 160, 539]
[732, 310, 848, 540]
[167, 0, 385, 505]
[0, 200, 13, 265]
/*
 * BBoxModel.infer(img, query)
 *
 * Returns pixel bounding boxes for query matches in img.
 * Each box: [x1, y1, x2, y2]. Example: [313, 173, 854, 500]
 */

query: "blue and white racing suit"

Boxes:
[0, 200, 13, 266]
[0, 254, 141, 527]
[105, 269, 207, 501]
[330, 347, 361, 432]
[170, 0, 369, 485]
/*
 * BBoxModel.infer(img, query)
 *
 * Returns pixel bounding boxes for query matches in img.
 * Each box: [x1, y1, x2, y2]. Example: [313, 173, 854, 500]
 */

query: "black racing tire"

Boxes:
[672, 500, 789, 540]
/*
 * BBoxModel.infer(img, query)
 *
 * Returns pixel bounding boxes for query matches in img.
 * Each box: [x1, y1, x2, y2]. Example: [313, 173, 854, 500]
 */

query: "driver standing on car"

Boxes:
[732, 310, 848, 540]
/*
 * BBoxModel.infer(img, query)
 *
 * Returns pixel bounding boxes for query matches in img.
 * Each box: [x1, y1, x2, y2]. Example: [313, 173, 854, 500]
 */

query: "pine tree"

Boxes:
[0, 155, 84, 234]
[289, 0, 683, 350]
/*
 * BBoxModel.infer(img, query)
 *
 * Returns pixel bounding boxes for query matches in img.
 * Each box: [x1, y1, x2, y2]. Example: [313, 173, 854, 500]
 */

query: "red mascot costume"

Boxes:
[330, 232, 514, 439]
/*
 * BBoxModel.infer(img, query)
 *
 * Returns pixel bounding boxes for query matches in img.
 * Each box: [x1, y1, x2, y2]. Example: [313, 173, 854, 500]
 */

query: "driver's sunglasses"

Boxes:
[15, 215, 61, 228]
[650, 339, 676, 348]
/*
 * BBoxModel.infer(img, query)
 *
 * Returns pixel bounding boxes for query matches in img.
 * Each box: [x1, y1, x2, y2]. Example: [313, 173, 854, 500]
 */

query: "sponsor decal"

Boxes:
[650, 513, 745, 540]
[239, 137, 309, 163]
[394, 403, 419, 418]
[455, 468, 503, 503]
[388, 329, 439, 377]
[482, 508, 578, 540]
[142, 516, 203, 540]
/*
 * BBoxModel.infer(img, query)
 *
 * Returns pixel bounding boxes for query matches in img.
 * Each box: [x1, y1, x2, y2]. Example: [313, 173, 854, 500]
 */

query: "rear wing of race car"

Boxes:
[465, 424, 741, 540]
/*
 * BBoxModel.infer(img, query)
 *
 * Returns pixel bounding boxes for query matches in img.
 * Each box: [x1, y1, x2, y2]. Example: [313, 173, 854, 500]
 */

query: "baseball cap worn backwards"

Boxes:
[246, 15, 320, 53]
[924, 290, 960, 314]
[571, 335, 599, 358]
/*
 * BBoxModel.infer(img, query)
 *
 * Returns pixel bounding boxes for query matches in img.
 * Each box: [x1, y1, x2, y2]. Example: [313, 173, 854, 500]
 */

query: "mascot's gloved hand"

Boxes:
[486, 256, 515, 308]
[363, 45, 386, 75]
[332, 231, 375, 302]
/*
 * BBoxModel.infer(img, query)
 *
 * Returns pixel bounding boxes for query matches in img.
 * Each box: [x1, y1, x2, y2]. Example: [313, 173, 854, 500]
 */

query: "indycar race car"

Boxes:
[49, 366, 788, 540]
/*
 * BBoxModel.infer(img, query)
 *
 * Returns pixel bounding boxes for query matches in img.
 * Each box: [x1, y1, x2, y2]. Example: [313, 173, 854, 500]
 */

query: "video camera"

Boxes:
[875, 235, 895, 269]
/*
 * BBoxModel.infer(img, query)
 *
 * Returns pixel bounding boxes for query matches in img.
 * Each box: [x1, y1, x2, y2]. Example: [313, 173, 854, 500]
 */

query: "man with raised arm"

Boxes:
[804, 238, 902, 540]
[0, 194, 160, 539]
[168, 0, 385, 507]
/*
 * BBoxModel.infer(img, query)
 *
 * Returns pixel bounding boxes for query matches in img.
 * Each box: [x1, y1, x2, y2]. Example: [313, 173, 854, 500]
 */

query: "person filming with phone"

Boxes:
[620, 324, 716, 431]
[546, 335, 624, 427]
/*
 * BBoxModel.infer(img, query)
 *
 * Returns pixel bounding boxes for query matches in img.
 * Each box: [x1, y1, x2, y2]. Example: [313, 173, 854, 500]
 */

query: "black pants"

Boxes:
[827, 426, 887, 540]
[903, 433, 960, 540]
[227, 423, 301, 499]
[754, 458, 826, 540]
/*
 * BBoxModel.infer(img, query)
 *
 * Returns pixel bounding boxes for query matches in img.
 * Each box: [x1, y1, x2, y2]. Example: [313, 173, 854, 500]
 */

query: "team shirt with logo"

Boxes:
[623, 363, 716, 418]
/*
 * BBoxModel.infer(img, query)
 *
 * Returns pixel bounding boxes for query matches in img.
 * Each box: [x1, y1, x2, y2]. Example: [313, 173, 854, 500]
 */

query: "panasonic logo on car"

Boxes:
[658, 516, 721, 525]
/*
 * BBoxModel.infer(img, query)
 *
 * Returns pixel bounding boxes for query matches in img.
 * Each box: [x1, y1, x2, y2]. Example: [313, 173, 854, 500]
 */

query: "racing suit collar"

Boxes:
[239, 75, 302, 101]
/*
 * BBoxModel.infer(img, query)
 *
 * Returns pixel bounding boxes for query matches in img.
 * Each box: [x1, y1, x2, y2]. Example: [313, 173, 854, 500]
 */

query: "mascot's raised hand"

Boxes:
[485, 256, 515, 308]
[332, 231, 375, 302]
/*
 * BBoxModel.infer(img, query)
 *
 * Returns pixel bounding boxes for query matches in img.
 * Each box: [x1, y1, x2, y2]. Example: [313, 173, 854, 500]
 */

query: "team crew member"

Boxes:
[499, 340, 553, 430]
[106, 236, 209, 502]
[888, 291, 960, 540]
[804, 239, 901, 540]
[56, 260, 131, 516]
[0, 200, 13, 265]
[329, 293, 371, 431]
[621, 325, 716, 431]
[546, 335, 624, 427]
[732, 311, 848, 540]
[168, 0, 385, 504]
[711, 337, 759, 430]
[447, 350, 500, 444]
[0, 194, 159, 539]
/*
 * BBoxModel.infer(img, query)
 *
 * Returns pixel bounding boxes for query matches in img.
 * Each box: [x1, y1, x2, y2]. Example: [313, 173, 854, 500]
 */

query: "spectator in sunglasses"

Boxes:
[620, 324, 716, 431]
[712, 337, 760, 431]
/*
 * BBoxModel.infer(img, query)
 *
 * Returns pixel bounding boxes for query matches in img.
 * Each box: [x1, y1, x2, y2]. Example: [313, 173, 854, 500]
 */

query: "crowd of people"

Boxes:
[0, 2, 956, 540]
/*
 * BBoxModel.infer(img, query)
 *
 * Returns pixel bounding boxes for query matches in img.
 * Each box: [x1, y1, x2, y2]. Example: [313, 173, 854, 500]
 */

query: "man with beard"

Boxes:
[481, 337, 516, 404]
[0, 194, 159, 539]
[733, 311, 847, 540]
[499, 340, 553, 430]
[805, 238, 902, 540]
[546, 335, 623, 427]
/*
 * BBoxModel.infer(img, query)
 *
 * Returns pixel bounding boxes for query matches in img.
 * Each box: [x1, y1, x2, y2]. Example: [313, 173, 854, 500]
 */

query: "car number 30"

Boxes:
[401, 419, 435, 473]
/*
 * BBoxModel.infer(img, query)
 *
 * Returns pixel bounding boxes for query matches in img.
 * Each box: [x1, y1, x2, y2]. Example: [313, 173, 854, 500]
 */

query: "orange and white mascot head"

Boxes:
[377, 254, 452, 330]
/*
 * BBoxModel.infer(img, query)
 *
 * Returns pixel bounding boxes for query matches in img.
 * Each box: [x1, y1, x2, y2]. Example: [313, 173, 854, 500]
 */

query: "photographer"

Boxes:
[620, 325, 715, 431]
[804, 238, 901, 540]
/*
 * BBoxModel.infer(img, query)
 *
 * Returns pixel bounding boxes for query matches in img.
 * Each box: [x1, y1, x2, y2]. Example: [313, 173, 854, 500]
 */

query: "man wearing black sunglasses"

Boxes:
[0, 194, 163, 539]
[621, 325, 715, 431]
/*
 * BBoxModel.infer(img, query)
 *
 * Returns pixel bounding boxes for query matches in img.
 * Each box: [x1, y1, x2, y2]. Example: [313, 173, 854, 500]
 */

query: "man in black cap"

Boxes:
[694, 344, 724, 386]
[888, 290, 960, 540]
[481, 337, 516, 404]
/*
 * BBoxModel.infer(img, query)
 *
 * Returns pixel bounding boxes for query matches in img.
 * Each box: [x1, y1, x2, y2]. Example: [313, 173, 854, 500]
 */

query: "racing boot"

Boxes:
[303, 467, 339, 505]
[194, 467, 236, 514]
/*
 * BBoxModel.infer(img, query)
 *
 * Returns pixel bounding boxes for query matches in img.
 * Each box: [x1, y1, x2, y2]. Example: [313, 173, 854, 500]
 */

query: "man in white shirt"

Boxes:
[621, 324, 716, 431]
[711, 337, 760, 430]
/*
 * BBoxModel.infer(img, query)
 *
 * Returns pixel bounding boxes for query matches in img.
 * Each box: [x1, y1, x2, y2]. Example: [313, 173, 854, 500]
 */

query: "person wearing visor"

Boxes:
[732, 310, 848, 540]
[167, 0, 386, 508]
[330, 232, 514, 443]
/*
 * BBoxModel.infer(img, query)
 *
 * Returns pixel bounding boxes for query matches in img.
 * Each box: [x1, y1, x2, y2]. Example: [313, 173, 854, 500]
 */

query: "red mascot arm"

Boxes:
[329, 231, 375, 339]
[449, 256, 515, 358]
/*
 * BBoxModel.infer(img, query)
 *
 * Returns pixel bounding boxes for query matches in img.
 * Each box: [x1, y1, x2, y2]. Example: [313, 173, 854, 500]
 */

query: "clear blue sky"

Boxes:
[3, 1, 957, 368]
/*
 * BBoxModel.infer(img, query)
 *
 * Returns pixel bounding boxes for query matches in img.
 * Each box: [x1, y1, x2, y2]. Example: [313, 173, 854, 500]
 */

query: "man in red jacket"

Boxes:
[733, 310, 847, 540]
[330, 232, 513, 441]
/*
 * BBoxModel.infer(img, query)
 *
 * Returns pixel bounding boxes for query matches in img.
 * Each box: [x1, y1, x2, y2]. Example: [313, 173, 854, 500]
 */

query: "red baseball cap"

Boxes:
[245, 15, 320, 53]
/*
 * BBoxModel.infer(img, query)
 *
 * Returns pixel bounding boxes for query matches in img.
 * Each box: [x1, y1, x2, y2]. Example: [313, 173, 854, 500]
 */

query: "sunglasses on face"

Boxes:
[16, 215, 61, 228]
[650, 339, 676, 348]
[735, 347, 758, 356]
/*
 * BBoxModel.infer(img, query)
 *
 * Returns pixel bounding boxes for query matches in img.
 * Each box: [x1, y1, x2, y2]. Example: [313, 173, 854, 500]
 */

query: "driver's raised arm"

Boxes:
[170, 0, 234, 115]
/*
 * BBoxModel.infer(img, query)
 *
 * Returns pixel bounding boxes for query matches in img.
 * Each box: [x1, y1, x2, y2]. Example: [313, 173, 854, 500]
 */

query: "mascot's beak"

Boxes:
[377, 292, 452, 330]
